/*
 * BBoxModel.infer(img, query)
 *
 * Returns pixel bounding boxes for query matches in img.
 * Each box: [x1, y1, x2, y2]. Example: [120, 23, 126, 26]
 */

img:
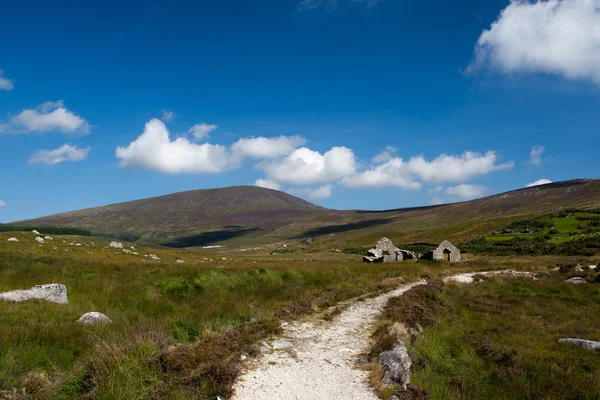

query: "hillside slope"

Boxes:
[14, 179, 600, 248]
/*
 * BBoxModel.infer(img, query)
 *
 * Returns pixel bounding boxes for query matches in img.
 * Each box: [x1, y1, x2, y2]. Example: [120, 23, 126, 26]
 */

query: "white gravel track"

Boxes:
[232, 281, 425, 400]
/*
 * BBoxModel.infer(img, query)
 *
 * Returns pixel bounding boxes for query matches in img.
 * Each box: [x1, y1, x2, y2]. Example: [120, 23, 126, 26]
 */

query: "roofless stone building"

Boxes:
[431, 240, 461, 262]
[363, 238, 460, 263]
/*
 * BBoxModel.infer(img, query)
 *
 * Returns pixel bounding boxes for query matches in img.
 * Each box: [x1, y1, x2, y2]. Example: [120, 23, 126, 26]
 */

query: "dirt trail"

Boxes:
[232, 270, 536, 400]
[232, 281, 425, 400]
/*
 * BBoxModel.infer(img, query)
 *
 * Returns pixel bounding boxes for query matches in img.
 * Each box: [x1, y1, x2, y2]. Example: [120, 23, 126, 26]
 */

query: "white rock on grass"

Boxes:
[109, 241, 123, 249]
[176, 259, 185, 264]
[44, 236, 53, 241]
[122, 249, 131, 254]
[558, 338, 600, 352]
[35, 237, 45, 244]
[565, 277, 587, 284]
[444, 270, 537, 284]
[0, 284, 68, 304]
[31, 230, 41, 235]
[7, 237, 18, 242]
[77, 312, 112, 325]
[146, 254, 161, 261]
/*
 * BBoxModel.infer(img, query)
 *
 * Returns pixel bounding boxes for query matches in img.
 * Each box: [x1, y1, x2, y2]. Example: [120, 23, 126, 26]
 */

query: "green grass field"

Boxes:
[370, 269, 600, 400]
[0, 231, 491, 399]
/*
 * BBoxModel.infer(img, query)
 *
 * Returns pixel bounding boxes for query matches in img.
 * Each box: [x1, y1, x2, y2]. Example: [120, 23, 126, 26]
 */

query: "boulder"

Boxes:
[44, 236, 53, 241]
[31, 230, 40, 235]
[565, 277, 587, 284]
[176, 259, 185, 264]
[109, 241, 123, 249]
[35, 237, 44, 244]
[122, 249, 131, 254]
[77, 312, 112, 325]
[378, 340, 412, 389]
[0, 284, 68, 304]
[558, 338, 600, 352]
[147, 254, 160, 261]
[7, 237, 18, 242]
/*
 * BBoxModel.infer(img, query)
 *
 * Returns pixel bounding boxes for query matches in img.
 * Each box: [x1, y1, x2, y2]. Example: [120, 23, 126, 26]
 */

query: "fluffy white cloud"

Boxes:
[0, 71, 13, 91]
[341, 158, 422, 189]
[372, 145, 398, 163]
[187, 123, 218, 141]
[308, 184, 333, 200]
[0, 200, 6, 207]
[470, 0, 600, 84]
[10, 101, 90, 135]
[445, 184, 487, 200]
[231, 136, 306, 159]
[527, 178, 553, 187]
[262, 146, 356, 185]
[116, 119, 230, 174]
[29, 144, 90, 166]
[529, 145, 545, 166]
[254, 179, 281, 191]
[429, 197, 444, 205]
[343, 151, 513, 189]
[161, 110, 174, 122]
[408, 151, 514, 183]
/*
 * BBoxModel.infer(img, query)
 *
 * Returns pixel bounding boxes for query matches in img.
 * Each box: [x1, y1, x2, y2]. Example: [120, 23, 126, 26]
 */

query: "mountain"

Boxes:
[13, 179, 600, 248]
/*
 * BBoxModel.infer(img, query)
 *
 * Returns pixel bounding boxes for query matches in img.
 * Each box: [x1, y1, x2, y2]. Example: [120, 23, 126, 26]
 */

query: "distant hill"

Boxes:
[13, 179, 600, 248]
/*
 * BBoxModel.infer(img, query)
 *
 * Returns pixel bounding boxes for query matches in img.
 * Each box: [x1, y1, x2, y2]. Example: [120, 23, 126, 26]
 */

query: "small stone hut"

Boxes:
[431, 240, 461, 262]
[364, 237, 412, 263]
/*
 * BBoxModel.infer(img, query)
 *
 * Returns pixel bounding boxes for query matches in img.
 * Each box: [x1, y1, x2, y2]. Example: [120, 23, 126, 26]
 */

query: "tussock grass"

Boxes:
[370, 268, 600, 400]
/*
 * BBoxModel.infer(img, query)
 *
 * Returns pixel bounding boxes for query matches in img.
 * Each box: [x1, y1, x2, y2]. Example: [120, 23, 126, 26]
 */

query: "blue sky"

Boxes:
[1, 0, 599, 222]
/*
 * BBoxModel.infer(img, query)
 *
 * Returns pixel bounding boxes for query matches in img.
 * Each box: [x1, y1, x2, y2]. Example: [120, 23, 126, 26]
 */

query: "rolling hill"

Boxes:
[13, 179, 600, 248]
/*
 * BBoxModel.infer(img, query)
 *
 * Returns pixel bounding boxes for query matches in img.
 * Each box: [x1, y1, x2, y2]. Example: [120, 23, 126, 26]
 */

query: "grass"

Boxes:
[369, 267, 600, 400]
[0, 231, 486, 399]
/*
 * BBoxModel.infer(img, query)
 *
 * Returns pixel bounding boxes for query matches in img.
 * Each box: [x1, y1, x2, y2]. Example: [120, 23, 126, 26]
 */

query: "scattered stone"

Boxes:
[146, 254, 161, 261]
[122, 249, 131, 254]
[7, 237, 18, 242]
[44, 236, 53, 241]
[35, 237, 44, 244]
[0, 283, 68, 304]
[77, 312, 112, 325]
[444, 270, 537, 284]
[75, 243, 82, 247]
[565, 277, 587, 284]
[109, 241, 123, 249]
[378, 340, 412, 389]
[558, 338, 600, 352]
[176, 259, 185, 264]
[31, 230, 40, 235]
[240, 354, 248, 361]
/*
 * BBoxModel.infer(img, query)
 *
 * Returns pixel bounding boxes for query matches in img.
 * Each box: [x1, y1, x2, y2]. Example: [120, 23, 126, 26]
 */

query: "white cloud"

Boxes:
[0, 200, 6, 207]
[341, 158, 422, 189]
[10, 101, 90, 135]
[445, 184, 487, 200]
[116, 119, 230, 174]
[529, 145, 545, 166]
[231, 136, 306, 159]
[372, 145, 398, 163]
[187, 123, 218, 141]
[161, 110, 174, 122]
[527, 178, 553, 187]
[29, 144, 90, 166]
[308, 184, 333, 200]
[469, 0, 600, 85]
[407, 151, 514, 183]
[351, 0, 382, 7]
[0, 70, 13, 91]
[343, 151, 513, 189]
[262, 146, 356, 185]
[254, 179, 281, 191]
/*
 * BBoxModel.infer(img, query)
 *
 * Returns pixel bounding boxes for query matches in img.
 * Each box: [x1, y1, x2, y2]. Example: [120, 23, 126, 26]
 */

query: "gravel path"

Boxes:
[232, 281, 425, 400]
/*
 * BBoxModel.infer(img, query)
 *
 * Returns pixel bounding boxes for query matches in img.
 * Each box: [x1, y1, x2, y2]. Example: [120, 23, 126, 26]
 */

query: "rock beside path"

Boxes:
[77, 312, 112, 325]
[378, 340, 412, 389]
[0, 284, 68, 304]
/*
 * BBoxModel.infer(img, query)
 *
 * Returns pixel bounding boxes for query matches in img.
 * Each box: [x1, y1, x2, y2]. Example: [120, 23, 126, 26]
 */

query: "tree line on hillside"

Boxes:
[0, 224, 92, 236]
[461, 236, 600, 257]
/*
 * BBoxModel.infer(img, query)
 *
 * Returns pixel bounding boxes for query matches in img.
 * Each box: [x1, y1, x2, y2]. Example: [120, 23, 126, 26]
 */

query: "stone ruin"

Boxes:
[363, 238, 460, 263]
[363, 238, 418, 263]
